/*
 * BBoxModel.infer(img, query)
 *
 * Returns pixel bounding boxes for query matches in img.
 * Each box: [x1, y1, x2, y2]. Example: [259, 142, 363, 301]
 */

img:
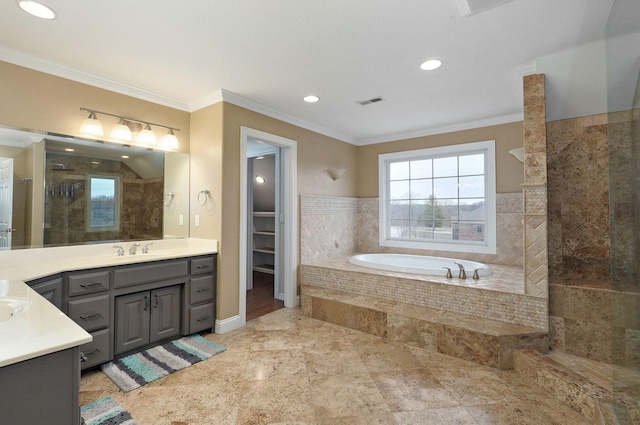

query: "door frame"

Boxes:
[239, 127, 298, 323]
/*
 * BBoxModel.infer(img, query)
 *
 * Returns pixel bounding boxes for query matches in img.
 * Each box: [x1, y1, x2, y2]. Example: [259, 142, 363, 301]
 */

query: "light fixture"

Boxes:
[509, 147, 525, 163]
[255, 175, 265, 184]
[420, 59, 442, 71]
[304, 95, 320, 103]
[121, 155, 130, 159]
[160, 129, 179, 149]
[110, 119, 132, 141]
[64, 148, 74, 152]
[79, 112, 104, 137]
[79, 108, 180, 150]
[137, 124, 156, 145]
[17, 1, 57, 19]
[328, 168, 346, 181]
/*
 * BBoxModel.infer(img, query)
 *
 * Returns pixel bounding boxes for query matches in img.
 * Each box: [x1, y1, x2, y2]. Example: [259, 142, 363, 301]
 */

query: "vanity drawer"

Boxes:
[189, 275, 215, 304]
[68, 295, 110, 332]
[80, 329, 111, 369]
[113, 260, 188, 288]
[190, 257, 215, 275]
[67, 270, 110, 296]
[188, 303, 214, 333]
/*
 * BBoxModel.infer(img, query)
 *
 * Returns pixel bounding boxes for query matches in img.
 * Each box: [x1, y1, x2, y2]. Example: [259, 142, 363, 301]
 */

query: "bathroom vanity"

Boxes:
[0, 238, 218, 425]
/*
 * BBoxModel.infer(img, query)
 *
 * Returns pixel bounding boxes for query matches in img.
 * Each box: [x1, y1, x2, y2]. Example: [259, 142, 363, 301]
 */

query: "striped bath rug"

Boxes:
[101, 334, 226, 392]
[81, 396, 137, 425]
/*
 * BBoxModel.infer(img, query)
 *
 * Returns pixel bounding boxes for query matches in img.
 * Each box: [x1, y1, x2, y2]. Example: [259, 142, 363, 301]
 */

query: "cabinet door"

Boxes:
[30, 277, 63, 310]
[115, 292, 150, 355]
[150, 285, 181, 344]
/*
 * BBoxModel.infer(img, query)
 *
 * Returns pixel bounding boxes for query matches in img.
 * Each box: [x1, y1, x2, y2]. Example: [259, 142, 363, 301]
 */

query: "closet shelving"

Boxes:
[252, 212, 275, 274]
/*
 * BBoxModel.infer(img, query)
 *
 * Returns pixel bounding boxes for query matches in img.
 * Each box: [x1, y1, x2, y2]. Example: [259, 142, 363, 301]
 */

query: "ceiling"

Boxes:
[0, 0, 632, 145]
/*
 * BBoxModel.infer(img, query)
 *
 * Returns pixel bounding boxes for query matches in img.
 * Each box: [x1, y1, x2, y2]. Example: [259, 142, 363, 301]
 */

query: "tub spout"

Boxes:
[442, 267, 453, 278]
[454, 262, 466, 279]
[473, 268, 483, 280]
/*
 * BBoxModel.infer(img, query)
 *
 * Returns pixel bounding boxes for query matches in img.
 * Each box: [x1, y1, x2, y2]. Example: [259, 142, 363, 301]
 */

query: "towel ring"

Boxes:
[164, 192, 175, 207]
[197, 189, 211, 206]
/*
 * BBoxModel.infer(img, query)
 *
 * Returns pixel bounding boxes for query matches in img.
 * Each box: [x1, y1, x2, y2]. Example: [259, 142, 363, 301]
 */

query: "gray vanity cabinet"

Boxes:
[27, 274, 63, 310]
[25, 254, 216, 370]
[63, 268, 112, 369]
[184, 256, 216, 334]
[114, 285, 182, 355]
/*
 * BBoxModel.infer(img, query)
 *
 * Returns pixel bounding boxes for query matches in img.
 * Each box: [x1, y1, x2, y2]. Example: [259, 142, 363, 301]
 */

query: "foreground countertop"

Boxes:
[0, 238, 218, 367]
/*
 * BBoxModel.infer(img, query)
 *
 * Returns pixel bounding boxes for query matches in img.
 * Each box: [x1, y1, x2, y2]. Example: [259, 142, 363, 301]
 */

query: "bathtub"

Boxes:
[348, 253, 493, 277]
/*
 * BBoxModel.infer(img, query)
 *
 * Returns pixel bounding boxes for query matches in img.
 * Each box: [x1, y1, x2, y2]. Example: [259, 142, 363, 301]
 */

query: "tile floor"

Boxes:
[79, 308, 588, 425]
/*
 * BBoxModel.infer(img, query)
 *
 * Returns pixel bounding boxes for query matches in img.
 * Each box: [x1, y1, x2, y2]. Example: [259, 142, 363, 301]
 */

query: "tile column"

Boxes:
[522, 74, 549, 299]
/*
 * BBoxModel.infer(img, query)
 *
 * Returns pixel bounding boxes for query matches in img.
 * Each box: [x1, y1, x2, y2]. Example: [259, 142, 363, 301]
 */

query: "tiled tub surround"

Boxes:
[300, 193, 524, 266]
[300, 282, 548, 370]
[301, 257, 546, 329]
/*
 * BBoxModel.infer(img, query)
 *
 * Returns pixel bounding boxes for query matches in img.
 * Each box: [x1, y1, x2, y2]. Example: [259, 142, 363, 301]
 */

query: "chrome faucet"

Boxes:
[142, 242, 153, 254]
[129, 242, 140, 255]
[442, 267, 453, 278]
[473, 268, 482, 280]
[454, 262, 466, 279]
[113, 245, 124, 256]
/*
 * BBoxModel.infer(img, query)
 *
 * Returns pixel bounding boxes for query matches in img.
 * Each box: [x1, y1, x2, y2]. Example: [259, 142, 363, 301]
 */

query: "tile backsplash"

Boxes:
[300, 193, 524, 266]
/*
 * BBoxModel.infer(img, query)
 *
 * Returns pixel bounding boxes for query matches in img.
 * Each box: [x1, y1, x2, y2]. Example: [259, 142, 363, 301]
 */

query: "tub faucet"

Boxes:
[473, 268, 483, 280]
[454, 262, 466, 279]
[129, 242, 140, 255]
[442, 267, 453, 278]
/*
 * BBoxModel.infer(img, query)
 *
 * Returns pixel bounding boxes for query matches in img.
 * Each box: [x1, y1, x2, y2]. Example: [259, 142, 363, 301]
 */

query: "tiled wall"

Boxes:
[300, 193, 524, 267]
[547, 111, 640, 367]
[547, 114, 610, 280]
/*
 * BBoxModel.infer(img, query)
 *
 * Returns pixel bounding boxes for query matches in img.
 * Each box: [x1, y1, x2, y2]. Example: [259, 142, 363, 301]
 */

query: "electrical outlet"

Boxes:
[195, 214, 200, 227]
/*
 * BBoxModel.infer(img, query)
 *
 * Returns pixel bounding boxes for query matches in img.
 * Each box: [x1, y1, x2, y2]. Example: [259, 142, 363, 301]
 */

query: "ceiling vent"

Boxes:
[357, 97, 385, 106]
[454, 0, 514, 17]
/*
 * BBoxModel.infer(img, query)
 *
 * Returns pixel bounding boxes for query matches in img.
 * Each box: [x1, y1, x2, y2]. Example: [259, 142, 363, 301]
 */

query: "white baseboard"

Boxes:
[215, 315, 245, 334]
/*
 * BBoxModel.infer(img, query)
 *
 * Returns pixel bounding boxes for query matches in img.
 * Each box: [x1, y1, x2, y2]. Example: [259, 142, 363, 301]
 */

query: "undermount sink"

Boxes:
[0, 297, 32, 323]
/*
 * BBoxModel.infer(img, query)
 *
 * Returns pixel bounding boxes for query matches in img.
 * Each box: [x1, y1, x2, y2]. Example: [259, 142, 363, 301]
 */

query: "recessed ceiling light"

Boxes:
[17, 1, 57, 19]
[420, 59, 443, 71]
[121, 155, 130, 159]
[64, 148, 74, 152]
[304, 95, 320, 103]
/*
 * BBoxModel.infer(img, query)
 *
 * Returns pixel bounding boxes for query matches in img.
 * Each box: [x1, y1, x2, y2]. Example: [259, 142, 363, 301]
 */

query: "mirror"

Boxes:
[0, 125, 189, 250]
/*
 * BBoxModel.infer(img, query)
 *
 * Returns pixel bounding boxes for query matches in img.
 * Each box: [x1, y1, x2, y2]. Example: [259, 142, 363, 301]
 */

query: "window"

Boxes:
[378, 140, 496, 254]
[86, 175, 120, 232]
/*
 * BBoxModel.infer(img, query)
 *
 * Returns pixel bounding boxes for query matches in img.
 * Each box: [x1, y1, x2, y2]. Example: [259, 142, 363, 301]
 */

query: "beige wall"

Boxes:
[356, 122, 524, 197]
[210, 102, 359, 319]
[0, 61, 190, 152]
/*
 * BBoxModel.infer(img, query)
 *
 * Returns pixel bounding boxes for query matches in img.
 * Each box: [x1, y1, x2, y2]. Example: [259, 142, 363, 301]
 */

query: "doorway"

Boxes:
[246, 145, 284, 320]
[239, 127, 298, 326]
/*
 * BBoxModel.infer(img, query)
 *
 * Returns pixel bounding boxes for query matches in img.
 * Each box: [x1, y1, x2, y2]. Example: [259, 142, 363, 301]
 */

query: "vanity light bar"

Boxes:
[79, 107, 180, 149]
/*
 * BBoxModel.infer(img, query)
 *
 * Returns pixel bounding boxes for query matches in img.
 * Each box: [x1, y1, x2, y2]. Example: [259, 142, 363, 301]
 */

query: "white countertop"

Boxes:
[0, 238, 218, 367]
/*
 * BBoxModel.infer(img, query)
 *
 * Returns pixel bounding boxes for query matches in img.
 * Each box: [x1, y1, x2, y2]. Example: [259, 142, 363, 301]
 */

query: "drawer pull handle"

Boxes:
[80, 312, 102, 320]
[79, 348, 101, 362]
[196, 316, 210, 322]
[80, 282, 103, 288]
[196, 265, 211, 269]
[144, 295, 149, 311]
[196, 287, 210, 293]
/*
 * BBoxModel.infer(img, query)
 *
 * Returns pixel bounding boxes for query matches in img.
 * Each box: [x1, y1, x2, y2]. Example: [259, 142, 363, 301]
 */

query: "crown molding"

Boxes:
[203, 89, 354, 144]
[0, 46, 190, 111]
[353, 113, 524, 146]
[513, 60, 537, 77]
